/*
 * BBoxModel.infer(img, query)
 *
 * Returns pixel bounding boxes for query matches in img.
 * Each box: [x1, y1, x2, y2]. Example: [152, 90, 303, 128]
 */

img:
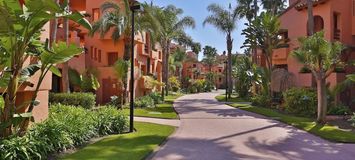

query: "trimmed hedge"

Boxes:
[49, 92, 96, 109]
[0, 105, 128, 160]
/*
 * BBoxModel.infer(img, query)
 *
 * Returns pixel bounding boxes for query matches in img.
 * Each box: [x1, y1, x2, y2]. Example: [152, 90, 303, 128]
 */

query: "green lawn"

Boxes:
[215, 94, 355, 143]
[123, 94, 183, 119]
[61, 122, 175, 160]
[229, 102, 355, 143]
[215, 94, 250, 103]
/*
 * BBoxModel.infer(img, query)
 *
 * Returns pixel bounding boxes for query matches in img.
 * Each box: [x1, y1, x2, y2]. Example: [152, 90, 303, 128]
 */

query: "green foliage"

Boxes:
[0, 105, 128, 160]
[134, 96, 155, 108]
[348, 113, 355, 127]
[95, 107, 128, 135]
[0, 0, 91, 137]
[283, 88, 317, 117]
[251, 94, 271, 107]
[49, 92, 96, 109]
[107, 96, 122, 108]
[193, 79, 205, 93]
[168, 76, 181, 92]
[328, 104, 351, 116]
[69, 68, 100, 92]
[233, 56, 253, 98]
[148, 92, 163, 104]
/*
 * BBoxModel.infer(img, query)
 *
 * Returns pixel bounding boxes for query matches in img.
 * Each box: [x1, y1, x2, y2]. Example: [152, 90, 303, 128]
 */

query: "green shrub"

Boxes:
[148, 92, 162, 104]
[168, 76, 181, 92]
[107, 96, 122, 108]
[49, 92, 96, 109]
[0, 105, 128, 160]
[203, 80, 214, 92]
[188, 86, 197, 93]
[348, 113, 355, 126]
[95, 107, 128, 135]
[194, 79, 205, 92]
[328, 104, 351, 115]
[134, 96, 155, 108]
[251, 94, 271, 107]
[283, 88, 317, 117]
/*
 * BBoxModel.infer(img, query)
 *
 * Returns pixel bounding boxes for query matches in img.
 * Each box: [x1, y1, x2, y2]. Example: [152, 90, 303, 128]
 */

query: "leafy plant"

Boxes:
[292, 31, 345, 123]
[168, 76, 181, 92]
[69, 68, 100, 92]
[134, 96, 155, 108]
[283, 88, 317, 117]
[49, 92, 96, 109]
[251, 94, 271, 107]
[148, 92, 163, 104]
[0, 105, 128, 160]
[328, 104, 350, 116]
[0, 0, 91, 137]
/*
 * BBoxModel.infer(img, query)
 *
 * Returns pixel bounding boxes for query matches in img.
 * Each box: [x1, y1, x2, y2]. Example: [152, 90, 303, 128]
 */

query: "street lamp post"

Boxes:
[224, 61, 228, 101]
[129, 3, 143, 133]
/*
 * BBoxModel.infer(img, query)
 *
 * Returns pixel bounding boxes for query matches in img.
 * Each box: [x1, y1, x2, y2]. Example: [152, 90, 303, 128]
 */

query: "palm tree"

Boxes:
[201, 45, 218, 72]
[151, 5, 195, 99]
[292, 31, 345, 123]
[113, 60, 129, 106]
[307, 0, 314, 36]
[91, 1, 159, 102]
[261, 0, 287, 15]
[235, 0, 255, 23]
[204, 3, 238, 99]
[62, 0, 70, 93]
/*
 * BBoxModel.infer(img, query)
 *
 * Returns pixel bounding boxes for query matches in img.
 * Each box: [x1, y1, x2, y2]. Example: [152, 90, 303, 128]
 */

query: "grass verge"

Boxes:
[123, 94, 183, 119]
[215, 94, 355, 143]
[229, 102, 355, 143]
[61, 122, 175, 160]
[215, 94, 250, 103]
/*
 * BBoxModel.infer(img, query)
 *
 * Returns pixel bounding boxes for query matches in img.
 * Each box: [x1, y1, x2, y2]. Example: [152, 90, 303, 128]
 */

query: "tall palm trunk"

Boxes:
[316, 77, 327, 123]
[50, 0, 59, 46]
[61, 0, 70, 93]
[307, 0, 314, 36]
[123, 36, 131, 104]
[161, 41, 167, 100]
[227, 33, 233, 98]
[164, 40, 170, 96]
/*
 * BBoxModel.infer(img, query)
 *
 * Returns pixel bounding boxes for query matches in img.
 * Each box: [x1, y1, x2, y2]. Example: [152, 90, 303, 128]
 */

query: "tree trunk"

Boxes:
[161, 41, 167, 100]
[61, 0, 70, 93]
[50, 0, 59, 46]
[316, 77, 328, 123]
[227, 34, 233, 99]
[307, 0, 314, 36]
[165, 40, 170, 96]
[123, 38, 131, 104]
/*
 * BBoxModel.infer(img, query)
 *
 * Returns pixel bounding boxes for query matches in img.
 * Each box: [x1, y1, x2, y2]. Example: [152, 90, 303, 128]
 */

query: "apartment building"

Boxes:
[254, 0, 355, 108]
[52, 0, 163, 104]
[182, 51, 227, 89]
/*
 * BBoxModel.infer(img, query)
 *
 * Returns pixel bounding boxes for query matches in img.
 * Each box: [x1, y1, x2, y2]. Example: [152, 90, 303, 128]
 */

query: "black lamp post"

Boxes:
[129, 2, 143, 133]
[224, 61, 228, 101]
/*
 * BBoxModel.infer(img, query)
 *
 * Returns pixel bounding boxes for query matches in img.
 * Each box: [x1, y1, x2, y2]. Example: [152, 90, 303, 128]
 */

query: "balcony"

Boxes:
[273, 45, 290, 65]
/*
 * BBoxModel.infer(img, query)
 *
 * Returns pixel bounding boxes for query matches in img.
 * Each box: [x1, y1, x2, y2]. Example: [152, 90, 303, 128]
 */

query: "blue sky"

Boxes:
[141, 0, 248, 60]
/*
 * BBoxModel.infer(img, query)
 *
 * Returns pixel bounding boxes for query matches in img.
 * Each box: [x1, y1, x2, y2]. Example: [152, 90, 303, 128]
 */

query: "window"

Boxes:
[219, 78, 222, 82]
[90, 46, 93, 59]
[219, 69, 222, 73]
[193, 64, 197, 67]
[94, 48, 97, 60]
[107, 52, 118, 66]
[92, 8, 100, 22]
[333, 13, 340, 40]
[98, 50, 102, 62]
[308, 15, 324, 35]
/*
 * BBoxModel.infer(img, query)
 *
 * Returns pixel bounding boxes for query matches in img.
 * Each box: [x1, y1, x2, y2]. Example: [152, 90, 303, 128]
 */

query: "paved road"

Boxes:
[151, 91, 355, 160]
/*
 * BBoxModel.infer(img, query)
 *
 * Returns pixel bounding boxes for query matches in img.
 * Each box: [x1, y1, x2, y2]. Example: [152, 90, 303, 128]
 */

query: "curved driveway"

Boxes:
[151, 91, 355, 160]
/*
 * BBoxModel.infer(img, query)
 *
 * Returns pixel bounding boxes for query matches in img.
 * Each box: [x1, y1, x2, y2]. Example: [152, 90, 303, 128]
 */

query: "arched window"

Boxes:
[307, 15, 324, 35]
[314, 16, 324, 32]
